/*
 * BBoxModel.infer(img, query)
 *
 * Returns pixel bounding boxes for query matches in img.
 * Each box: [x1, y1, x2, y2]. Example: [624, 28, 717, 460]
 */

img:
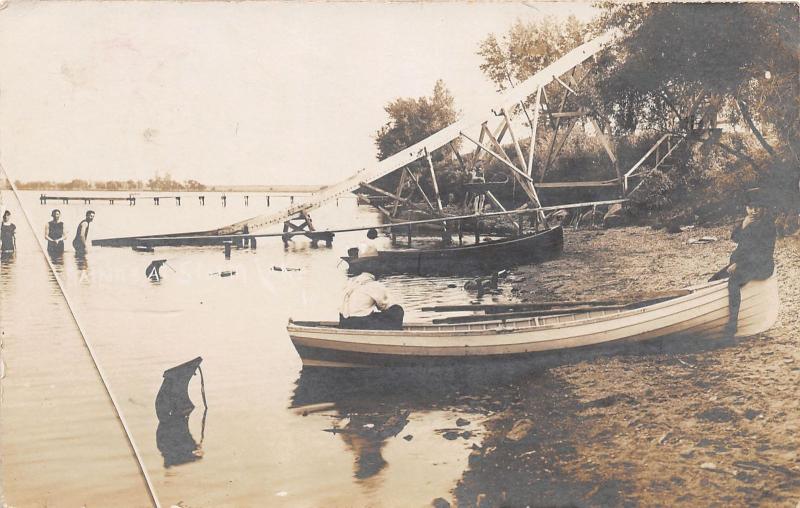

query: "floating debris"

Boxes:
[291, 402, 336, 416]
[209, 270, 237, 277]
[272, 266, 301, 272]
[688, 236, 718, 244]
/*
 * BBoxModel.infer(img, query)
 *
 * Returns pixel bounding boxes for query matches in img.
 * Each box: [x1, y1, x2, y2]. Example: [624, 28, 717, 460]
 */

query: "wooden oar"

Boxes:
[432, 305, 630, 324]
[422, 289, 691, 314]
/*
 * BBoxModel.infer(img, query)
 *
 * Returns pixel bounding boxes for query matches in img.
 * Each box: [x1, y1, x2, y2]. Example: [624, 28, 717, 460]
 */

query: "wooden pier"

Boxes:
[39, 194, 139, 205]
[38, 193, 305, 207]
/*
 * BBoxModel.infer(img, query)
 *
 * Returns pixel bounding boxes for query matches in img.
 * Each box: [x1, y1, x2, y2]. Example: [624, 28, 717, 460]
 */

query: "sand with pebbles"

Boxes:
[454, 226, 800, 507]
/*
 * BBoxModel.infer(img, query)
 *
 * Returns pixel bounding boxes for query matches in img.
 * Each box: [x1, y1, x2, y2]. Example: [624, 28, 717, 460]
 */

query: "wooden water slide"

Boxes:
[94, 30, 618, 248]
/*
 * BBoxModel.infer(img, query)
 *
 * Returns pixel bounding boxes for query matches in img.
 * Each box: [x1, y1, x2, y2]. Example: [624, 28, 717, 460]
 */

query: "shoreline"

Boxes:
[450, 226, 800, 506]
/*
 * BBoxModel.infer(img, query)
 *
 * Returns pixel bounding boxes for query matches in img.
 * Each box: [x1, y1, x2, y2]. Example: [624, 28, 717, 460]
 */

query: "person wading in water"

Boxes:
[710, 188, 777, 335]
[72, 210, 95, 255]
[1, 210, 16, 253]
[45, 209, 66, 256]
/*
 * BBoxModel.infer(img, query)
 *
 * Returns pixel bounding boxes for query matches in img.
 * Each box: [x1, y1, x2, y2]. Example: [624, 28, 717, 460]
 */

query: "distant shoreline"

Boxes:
[8, 184, 328, 193]
[206, 185, 327, 193]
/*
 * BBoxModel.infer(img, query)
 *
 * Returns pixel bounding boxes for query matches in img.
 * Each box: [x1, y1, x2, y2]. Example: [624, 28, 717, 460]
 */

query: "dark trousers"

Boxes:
[710, 263, 773, 334]
[339, 305, 405, 330]
[725, 270, 748, 334]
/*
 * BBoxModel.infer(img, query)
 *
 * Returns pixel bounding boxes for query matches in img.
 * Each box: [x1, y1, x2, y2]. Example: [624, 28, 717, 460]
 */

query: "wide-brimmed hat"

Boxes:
[745, 187, 769, 207]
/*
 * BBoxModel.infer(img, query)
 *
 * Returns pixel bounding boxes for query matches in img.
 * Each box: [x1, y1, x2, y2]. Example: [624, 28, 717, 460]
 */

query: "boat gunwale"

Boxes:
[289, 289, 772, 356]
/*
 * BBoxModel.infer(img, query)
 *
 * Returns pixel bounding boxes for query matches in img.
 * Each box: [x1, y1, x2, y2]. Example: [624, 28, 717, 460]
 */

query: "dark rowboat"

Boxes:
[342, 226, 563, 275]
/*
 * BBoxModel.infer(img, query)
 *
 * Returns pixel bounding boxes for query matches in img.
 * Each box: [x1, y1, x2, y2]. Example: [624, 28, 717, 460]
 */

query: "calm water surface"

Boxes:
[1, 190, 515, 507]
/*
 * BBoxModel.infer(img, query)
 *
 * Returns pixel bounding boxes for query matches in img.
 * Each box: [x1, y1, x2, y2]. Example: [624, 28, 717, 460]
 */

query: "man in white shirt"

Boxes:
[339, 272, 404, 330]
[356, 228, 380, 258]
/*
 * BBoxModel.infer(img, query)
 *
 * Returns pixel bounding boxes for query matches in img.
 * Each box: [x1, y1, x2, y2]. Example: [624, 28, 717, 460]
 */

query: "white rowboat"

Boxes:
[287, 276, 779, 369]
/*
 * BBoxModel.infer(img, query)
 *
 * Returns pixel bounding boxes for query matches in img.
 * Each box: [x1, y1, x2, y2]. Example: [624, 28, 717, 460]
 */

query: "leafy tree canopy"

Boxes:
[478, 16, 586, 91]
[375, 79, 458, 161]
[596, 3, 798, 157]
[595, 2, 799, 203]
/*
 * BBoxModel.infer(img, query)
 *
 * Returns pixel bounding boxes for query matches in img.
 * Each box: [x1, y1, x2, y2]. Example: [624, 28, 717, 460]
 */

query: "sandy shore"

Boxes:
[453, 226, 800, 506]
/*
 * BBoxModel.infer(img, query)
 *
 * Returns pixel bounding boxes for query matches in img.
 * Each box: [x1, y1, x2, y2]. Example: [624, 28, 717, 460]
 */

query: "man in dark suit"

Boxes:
[711, 189, 777, 335]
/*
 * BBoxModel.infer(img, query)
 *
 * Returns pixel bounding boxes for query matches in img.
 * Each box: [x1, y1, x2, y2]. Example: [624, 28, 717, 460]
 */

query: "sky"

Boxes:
[0, 1, 597, 187]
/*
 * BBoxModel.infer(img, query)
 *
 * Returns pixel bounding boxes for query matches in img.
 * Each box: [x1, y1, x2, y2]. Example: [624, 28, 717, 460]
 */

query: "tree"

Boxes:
[478, 16, 586, 91]
[594, 3, 799, 200]
[375, 79, 458, 161]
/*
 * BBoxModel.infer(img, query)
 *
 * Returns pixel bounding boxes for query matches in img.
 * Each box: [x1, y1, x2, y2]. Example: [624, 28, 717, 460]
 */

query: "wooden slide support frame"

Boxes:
[530, 67, 622, 193]
[425, 148, 452, 243]
[404, 167, 437, 212]
[282, 211, 334, 248]
[359, 181, 434, 217]
[391, 169, 409, 216]
[527, 86, 543, 178]
[460, 121, 546, 224]
[540, 70, 575, 182]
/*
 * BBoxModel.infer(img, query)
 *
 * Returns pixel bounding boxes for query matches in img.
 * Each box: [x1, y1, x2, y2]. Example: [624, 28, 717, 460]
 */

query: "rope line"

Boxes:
[0, 164, 161, 508]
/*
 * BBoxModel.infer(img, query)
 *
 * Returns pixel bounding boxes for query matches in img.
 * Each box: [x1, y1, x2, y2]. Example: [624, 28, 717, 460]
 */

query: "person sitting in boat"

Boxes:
[339, 272, 404, 330]
[357, 228, 380, 258]
[710, 188, 776, 335]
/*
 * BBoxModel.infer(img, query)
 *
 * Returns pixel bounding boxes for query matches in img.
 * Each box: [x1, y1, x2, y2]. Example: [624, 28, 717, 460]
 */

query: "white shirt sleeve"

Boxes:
[363, 281, 390, 311]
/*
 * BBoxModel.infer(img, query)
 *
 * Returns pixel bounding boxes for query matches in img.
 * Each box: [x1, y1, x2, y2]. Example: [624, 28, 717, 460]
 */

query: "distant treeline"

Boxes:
[14, 178, 326, 193]
[16, 175, 206, 192]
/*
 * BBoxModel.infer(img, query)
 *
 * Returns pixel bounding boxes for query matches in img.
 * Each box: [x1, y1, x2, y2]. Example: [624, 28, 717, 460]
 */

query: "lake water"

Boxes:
[0, 190, 513, 507]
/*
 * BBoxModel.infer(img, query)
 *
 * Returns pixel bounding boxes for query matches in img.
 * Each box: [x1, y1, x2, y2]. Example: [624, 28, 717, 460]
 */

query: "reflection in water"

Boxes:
[0, 250, 16, 292]
[291, 365, 536, 485]
[74, 252, 89, 278]
[155, 357, 207, 468]
[1, 250, 16, 264]
[157, 417, 204, 468]
[335, 409, 410, 482]
[48, 251, 64, 267]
